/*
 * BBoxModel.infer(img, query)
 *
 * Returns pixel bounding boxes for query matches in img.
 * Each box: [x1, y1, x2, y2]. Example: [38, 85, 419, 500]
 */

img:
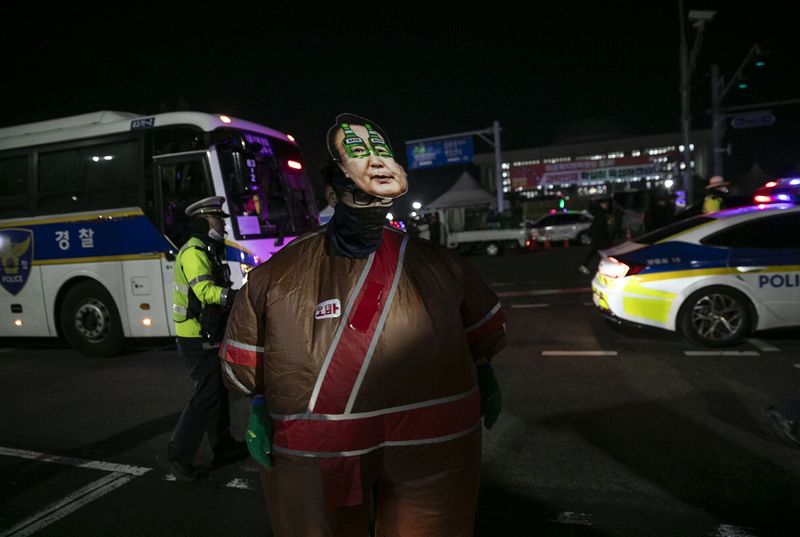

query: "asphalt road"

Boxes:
[2, 245, 800, 536]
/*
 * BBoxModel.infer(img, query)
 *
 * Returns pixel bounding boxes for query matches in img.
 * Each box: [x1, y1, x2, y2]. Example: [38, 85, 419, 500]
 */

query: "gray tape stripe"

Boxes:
[221, 361, 253, 395]
[188, 274, 213, 286]
[173, 282, 188, 293]
[271, 421, 481, 458]
[465, 302, 502, 332]
[273, 386, 478, 421]
[172, 304, 187, 314]
[307, 251, 376, 412]
[225, 338, 265, 353]
[345, 235, 409, 413]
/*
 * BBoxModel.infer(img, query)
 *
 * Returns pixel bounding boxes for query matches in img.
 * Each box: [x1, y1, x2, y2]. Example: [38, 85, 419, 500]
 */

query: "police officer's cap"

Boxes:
[185, 196, 230, 218]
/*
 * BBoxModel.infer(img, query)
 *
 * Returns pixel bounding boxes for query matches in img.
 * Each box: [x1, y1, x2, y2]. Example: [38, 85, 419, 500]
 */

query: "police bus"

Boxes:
[0, 111, 319, 356]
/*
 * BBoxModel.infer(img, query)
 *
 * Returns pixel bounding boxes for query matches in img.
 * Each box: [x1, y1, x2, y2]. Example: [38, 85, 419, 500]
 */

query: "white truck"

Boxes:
[419, 223, 528, 256]
[446, 227, 528, 256]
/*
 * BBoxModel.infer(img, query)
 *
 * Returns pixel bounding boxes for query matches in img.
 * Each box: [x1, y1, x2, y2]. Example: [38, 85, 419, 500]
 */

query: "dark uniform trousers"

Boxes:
[167, 336, 231, 464]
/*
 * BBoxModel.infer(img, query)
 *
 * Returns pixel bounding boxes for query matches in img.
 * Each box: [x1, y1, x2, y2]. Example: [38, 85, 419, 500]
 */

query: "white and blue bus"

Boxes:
[0, 111, 319, 356]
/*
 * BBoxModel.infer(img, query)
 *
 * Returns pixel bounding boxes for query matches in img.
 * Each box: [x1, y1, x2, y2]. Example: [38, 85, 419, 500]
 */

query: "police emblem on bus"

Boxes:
[0, 229, 34, 296]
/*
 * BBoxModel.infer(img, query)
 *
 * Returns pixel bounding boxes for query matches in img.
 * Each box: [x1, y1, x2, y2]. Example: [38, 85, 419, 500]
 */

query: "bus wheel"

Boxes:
[60, 281, 124, 357]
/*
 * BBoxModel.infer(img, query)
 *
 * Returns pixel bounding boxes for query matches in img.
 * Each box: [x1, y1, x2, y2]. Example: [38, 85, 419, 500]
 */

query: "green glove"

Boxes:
[477, 363, 502, 429]
[246, 395, 273, 468]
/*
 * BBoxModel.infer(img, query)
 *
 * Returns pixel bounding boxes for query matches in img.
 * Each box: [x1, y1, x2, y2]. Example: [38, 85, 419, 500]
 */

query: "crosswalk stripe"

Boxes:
[684, 350, 760, 357]
[746, 338, 779, 352]
[542, 351, 618, 356]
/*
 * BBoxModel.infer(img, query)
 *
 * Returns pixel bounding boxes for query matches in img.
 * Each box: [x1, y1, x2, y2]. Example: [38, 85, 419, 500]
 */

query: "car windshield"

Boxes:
[633, 215, 715, 244]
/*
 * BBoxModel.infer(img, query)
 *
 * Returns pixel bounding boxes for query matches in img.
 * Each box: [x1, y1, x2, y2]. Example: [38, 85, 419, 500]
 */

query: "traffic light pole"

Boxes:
[710, 44, 763, 176]
[710, 64, 725, 176]
[406, 122, 505, 212]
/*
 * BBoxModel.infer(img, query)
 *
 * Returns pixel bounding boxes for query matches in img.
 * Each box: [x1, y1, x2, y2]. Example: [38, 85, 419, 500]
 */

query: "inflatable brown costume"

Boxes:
[220, 114, 506, 536]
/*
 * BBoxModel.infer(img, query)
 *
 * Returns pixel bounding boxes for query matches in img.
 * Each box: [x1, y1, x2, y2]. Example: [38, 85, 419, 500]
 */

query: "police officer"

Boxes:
[157, 196, 246, 481]
[702, 175, 730, 213]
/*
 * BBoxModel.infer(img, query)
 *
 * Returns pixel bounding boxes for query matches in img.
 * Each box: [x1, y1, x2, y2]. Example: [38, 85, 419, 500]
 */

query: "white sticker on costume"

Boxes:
[315, 299, 342, 320]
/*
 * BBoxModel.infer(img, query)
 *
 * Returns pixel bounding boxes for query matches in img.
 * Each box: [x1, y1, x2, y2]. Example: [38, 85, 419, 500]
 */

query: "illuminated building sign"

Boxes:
[509, 152, 677, 189]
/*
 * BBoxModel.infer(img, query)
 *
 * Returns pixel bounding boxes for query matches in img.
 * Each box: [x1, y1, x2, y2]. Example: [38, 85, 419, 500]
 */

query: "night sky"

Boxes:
[2, 2, 796, 205]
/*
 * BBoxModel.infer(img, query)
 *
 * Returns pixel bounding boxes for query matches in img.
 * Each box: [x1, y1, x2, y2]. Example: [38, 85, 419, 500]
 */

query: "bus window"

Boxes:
[158, 158, 211, 247]
[38, 148, 86, 214]
[36, 140, 138, 215]
[0, 154, 31, 218]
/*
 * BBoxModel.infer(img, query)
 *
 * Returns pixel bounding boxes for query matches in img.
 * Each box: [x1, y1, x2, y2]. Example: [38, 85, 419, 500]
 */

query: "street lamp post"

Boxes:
[678, 2, 715, 206]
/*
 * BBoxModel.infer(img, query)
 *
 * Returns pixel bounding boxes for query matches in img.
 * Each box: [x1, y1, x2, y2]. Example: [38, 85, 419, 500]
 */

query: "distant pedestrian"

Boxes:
[578, 198, 612, 275]
[646, 194, 674, 231]
[765, 389, 800, 448]
[702, 175, 730, 213]
[428, 211, 443, 246]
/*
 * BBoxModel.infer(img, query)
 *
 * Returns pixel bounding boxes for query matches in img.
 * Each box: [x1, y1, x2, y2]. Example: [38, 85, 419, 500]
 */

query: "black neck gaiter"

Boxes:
[327, 203, 391, 258]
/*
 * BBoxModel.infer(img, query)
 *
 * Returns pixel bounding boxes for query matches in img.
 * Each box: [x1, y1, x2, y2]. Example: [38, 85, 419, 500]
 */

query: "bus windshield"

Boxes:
[216, 129, 318, 240]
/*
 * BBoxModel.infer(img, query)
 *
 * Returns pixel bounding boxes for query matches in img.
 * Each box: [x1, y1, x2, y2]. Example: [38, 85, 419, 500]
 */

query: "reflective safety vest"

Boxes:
[703, 194, 724, 214]
[172, 237, 231, 338]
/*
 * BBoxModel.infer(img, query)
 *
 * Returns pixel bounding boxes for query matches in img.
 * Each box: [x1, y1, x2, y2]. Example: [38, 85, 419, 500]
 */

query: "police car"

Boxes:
[592, 203, 800, 346]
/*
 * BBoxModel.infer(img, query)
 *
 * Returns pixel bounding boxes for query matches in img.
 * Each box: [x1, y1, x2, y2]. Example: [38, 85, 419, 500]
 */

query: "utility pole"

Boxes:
[678, 2, 715, 206]
[492, 121, 503, 212]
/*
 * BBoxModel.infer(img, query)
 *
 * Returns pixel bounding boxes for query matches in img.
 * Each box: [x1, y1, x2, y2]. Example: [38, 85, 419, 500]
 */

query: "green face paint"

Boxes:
[340, 123, 370, 159]
[365, 123, 394, 158]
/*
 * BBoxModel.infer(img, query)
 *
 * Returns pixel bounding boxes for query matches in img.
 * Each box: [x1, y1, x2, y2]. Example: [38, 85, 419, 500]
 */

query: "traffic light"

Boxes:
[558, 198, 565, 210]
[734, 44, 768, 92]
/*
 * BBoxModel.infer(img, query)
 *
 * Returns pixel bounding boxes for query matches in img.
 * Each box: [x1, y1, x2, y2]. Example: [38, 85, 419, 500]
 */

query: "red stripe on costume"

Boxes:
[221, 340, 260, 367]
[274, 389, 480, 454]
[466, 307, 506, 342]
[312, 230, 403, 414]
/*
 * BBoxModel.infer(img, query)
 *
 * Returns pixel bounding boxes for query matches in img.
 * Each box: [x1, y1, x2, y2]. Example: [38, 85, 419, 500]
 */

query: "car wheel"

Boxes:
[679, 286, 751, 347]
[59, 280, 125, 357]
[485, 242, 501, 256]
[577, 232, 592, 246]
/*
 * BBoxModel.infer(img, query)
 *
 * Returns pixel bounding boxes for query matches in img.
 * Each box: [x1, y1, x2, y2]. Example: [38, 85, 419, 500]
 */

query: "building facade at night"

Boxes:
[474, 129, 713, 214]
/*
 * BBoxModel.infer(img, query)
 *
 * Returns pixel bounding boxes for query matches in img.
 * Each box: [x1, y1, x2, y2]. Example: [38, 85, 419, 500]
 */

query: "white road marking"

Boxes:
[0, 472, 134, 537]
[225, 478, 255, 490]
[0, 446, 150, 476]
[746, 338, 779, 352]
[0, 348, 14, 354]
[511, 303, 549, 309]
[542, 351, 618, 356]
[490, 282, 515, 287]
[684, 351, 760, 357]
[708, 523, 758, 536]
[497, 287, 591, 298]
[552, 511, 593, 526]
[794, 364, 800, 370]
